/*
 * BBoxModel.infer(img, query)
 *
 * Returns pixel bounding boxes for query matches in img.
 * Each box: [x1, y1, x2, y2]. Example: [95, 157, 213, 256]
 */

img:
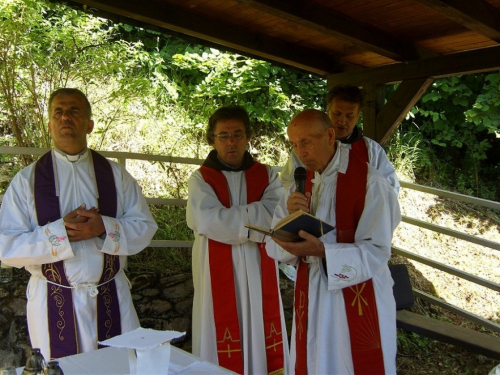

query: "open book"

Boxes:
[245, 210, 334, 242]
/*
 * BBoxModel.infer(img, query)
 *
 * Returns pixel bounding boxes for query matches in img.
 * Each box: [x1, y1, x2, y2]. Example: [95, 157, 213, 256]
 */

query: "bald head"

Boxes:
[289, 109, 333, 132]
[287, 109, 337, 173]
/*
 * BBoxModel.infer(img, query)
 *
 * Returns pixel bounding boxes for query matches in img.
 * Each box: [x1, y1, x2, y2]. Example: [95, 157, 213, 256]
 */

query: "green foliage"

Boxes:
[0, 0, 328, 271]
[128, 205, 193, 273]
[0, 0, 161, 156]
[397, 330, 433, 355]
[385, 125, 429, 182]
[391, 74, 500, 199]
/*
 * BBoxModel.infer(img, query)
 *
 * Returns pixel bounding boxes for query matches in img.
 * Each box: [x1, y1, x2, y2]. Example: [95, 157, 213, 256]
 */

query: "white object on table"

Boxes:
[99, 327, 185, 375]
[16, 342, 235, 374]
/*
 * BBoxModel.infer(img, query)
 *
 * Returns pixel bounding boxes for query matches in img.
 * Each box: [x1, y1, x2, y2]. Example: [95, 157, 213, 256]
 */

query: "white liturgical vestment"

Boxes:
[0, 149, 157, 360]
[267, 142, 401, 375]
[186, 163, 289, 375]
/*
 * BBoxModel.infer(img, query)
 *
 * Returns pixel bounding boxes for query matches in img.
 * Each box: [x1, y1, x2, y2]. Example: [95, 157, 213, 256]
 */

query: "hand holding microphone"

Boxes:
[286, 166, 310, 213]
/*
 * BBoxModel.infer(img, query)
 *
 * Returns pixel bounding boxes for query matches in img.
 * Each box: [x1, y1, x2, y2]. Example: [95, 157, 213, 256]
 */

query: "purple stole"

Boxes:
[35, 150, 121, 359]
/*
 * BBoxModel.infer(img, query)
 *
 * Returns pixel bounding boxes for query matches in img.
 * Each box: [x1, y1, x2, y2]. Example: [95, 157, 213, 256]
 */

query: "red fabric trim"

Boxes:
[200, 163, 284, 374]
[336, 152, 367, 244]
[294, 259, 309, 375]
[343, 279, 385, 374]
[338, 142, 385, 374]
[294, 169, 314, 375]
[246, 164, 284, 374]
[200, 166, 243, 373]
[351, 138, 369, 164]
[294, 142, 385, 374]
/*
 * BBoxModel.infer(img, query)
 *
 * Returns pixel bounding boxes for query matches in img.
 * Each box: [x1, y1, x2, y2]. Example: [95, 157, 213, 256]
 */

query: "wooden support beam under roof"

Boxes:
[328, 44, 500, 86]
[376, 77, 434, 145]
[65, 0, 342, 76]
[415, 0, 500, 43]
[234, 0, 437, 61]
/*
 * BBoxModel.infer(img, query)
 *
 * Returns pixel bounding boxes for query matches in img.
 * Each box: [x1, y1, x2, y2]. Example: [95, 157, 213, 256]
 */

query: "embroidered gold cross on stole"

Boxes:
[350, 282, 369, 315]
[217, 327, 242, 358]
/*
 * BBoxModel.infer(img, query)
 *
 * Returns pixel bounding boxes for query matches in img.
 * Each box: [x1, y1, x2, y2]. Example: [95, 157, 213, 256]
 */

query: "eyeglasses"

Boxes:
[213, 132, 246, 141]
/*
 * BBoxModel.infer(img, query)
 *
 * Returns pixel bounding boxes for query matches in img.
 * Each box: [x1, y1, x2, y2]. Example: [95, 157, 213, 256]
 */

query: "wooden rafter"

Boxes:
[65, 0, 341, 75]
[415, 0, 500, 42]
[234, 0, 437, 61]
[329, 45, 500, 85]
[376, 78, 434, 145]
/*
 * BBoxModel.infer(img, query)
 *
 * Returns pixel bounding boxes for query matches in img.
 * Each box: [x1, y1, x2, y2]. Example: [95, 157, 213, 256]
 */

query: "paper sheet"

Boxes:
[99, 327, 185, 350]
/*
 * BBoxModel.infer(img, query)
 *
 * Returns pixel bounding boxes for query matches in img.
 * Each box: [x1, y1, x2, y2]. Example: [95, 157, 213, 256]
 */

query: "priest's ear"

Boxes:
[86, 119, 95, 134]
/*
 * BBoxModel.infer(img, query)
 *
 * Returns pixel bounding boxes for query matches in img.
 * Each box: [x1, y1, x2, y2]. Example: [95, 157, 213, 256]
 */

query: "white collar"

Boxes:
[53, 148, 89, 163]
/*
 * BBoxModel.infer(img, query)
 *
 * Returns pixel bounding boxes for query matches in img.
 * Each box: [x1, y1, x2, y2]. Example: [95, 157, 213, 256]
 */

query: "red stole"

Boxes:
[35, 150, 121, 359]
[200, 163, 284, 375]
[294, 139, 385, 374]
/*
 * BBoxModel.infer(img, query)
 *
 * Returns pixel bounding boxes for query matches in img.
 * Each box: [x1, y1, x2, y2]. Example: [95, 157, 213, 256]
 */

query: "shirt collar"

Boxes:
[53, 147, 89, 163]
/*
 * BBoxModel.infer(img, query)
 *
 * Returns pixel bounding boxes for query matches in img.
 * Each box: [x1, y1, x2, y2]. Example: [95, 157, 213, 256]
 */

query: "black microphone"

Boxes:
[294, 167, 306, 194]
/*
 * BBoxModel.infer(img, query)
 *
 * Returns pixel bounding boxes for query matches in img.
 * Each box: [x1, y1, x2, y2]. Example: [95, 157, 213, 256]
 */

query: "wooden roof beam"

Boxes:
[64, 0, 342, 76]
[235, 0, 437, 61]
[328, 45, 500, 86]
[415, 0, 500, 42]
[376, 78, 434, 145]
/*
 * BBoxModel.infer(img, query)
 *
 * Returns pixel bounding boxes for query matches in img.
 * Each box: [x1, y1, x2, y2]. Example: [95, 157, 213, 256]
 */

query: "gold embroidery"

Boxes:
[99, 255, 117, 338]
[266, 321, 283, 351]
[100, 282, 114, 338]
[295, 290, 306, 340]
[350, 282, 368, 315]
[217, 327, 241, 358]
[269, 369, 285, 375]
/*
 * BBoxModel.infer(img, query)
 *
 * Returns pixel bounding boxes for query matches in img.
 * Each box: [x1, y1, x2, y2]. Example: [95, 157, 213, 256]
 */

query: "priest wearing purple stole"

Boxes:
[0, 88, 157, 360]
[266, 109, 401, 375]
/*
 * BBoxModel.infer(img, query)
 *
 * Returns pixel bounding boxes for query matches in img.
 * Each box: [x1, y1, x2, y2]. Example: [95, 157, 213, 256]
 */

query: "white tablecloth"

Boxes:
[16, 346, 234, 375]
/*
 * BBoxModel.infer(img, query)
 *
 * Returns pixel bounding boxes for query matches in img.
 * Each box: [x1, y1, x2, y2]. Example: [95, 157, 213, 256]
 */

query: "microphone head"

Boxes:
[294, 166, 306, 180]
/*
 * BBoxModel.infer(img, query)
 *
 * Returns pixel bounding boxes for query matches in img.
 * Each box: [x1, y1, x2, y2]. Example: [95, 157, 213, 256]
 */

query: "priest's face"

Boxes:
[327, 98, 360, 140]
[48, 93, 94, 155]
[211, 119, 250, 167]
[288, 110, 336, 173]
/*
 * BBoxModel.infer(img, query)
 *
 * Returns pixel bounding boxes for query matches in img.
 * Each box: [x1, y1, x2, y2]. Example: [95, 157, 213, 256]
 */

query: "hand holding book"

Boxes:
[245, 210, 334, 242]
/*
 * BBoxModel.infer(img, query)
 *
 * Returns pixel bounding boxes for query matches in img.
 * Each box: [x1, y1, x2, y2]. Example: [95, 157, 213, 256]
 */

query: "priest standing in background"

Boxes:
[267, 109, 401, 374]
[186, 105, 288, 375]
[279, 84, 400, 195]
[0, 88, 157, 361]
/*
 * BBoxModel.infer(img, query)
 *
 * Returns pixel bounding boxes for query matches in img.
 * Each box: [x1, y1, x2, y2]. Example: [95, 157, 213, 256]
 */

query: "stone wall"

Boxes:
[0, 267, 294, 368]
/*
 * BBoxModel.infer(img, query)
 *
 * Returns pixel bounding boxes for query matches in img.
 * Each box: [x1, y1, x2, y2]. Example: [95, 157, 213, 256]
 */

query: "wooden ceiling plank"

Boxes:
[66, 0, 342, 75]
[329, 45, 500, 85]
[233, 0, 437, 61]
[376, 77, 434, 144]
[415, 0, 500, 42]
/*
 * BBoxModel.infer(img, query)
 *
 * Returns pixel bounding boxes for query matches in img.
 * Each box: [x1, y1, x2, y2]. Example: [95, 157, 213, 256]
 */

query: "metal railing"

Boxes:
[1, 147, 499, 333]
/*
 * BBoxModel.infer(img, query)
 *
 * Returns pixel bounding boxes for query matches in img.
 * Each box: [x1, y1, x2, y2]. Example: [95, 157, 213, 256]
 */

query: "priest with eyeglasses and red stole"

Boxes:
[187, 105, 288, 375]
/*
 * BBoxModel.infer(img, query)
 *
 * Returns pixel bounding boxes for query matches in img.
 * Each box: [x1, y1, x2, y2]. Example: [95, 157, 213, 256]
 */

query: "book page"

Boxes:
[244, 223, 273, 236]
[274, 209, 306, 228]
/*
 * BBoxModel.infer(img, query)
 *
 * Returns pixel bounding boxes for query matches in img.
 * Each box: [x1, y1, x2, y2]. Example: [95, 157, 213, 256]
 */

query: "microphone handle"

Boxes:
[296, 180, 305, 194]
